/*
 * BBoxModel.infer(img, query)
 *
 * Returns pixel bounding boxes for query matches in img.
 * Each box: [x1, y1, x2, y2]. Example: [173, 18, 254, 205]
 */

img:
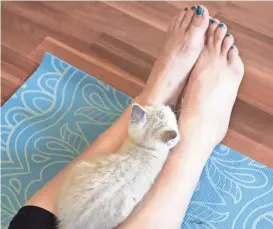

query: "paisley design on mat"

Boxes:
[1, 53, 131, 229]
[206, 145, 269, 205]
[74, 83, 131, 125]
[1, 53, 273, 229]
[232, 187, 273, 229]
[182, 145, 273, 229]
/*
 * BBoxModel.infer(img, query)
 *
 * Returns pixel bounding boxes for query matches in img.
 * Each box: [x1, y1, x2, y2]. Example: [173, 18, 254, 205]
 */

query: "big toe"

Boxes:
[186, 5, 210, 47]
[188, 5, 210, 31]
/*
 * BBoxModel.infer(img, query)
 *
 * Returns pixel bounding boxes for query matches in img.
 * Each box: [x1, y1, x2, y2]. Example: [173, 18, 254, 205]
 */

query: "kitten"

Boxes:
[57, 103, 180, 229]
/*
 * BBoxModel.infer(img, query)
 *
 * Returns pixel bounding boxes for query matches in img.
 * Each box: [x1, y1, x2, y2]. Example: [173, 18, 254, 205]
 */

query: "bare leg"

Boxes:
[118, 19, 244, 229]
[25, 6, 209, 215]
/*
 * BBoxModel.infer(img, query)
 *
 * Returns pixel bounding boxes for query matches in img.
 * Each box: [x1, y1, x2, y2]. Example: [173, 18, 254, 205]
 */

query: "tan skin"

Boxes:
[25, 6, 244, 229]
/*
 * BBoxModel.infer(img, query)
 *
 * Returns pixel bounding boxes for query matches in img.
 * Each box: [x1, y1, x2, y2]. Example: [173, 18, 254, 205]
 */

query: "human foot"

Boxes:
[139, 6, 209, 106]
[179, 19, 244, 151]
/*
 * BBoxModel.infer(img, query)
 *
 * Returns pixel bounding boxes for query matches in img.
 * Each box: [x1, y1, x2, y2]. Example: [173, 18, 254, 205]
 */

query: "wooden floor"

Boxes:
[1, 1, 273, 167]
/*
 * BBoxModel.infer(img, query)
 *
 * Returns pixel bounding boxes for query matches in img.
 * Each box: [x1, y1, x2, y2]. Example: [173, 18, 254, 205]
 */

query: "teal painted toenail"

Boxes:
[196, 6, 203, 16]
[184, 7, 188, 11]
[219, 23, 225, 28]
[231, 45, 236, 49]
[191, 6, 197, 10]
[226, 33, 231, 37]
[210, 19, 217, 24]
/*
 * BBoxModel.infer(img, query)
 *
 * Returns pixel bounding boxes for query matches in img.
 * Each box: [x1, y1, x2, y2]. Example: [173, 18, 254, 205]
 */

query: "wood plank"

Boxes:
[1, 45, 38, 105]
[28, 36, 145, 98]
[1, 6, 45, 57]
[105, 1, 179, 31]
[41, 1, 166, 58]
[218, 2, 273, 39]
[223, 130, 273, 168]
[89, 33, 156, 81]
[2, 2, 101, 57]
[229, 100, 273, 151]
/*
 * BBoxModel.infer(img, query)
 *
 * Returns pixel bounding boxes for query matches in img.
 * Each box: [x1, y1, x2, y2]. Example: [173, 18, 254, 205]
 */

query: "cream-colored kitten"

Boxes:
[57, 104, 180, 229]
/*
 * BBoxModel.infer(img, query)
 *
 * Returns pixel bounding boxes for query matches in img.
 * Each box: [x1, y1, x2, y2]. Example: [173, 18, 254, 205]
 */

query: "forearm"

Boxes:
[118, 140, 213, 229]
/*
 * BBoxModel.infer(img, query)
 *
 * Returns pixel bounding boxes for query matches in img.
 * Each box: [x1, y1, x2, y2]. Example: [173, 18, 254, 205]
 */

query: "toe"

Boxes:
[228, 45, 245, 79]
[181, 5, 197, 30]
[182, 5, 209, 49]
[174, 10, 186, 31]
[222, 33, 234, 55]
[167, 16, 177, 35]
[188, 5, 210, 30]
[214, 23, 228, 49]
[207, 18, 220, 47]
[227, 45, 239, 63]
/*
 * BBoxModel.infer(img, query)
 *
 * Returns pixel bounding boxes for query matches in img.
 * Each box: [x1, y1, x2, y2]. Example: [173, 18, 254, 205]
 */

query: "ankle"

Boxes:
[173, 138, 215, 164]
[134, 93, 159, 106]
[135, 90, 164, 106]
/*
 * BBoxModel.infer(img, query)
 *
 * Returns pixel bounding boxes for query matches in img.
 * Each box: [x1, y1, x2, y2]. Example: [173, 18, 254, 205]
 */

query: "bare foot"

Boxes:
[139, 6, 209, 106]
[180, 19, 244, 151]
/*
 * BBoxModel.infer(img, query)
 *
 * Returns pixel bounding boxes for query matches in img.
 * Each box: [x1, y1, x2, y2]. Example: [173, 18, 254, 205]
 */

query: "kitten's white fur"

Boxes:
[57, 104, 180, 229]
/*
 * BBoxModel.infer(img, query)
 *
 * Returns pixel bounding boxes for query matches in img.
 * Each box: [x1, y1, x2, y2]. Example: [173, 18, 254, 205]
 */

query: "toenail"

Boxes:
[196, 6, 204, 16]
[231, 45, 236, 49]
[191, 6, 197, 10]
[226, 33, 231, 37]
[184, 7, 189, 11]
[210, 19, 217, 24]
[219, 23, 225, 28]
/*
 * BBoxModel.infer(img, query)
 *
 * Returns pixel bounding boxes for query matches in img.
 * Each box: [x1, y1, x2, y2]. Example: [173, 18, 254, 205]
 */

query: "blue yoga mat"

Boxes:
[1, 53, 273, 229]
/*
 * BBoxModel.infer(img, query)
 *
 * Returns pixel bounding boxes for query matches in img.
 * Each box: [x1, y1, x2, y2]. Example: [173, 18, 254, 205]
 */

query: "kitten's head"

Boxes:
[128, 103, 180, 150]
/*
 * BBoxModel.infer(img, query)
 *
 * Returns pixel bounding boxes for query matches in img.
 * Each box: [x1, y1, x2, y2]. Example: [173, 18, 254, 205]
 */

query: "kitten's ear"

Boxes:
[131, 104, 147, 124]
[161, 130, 178, 144]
